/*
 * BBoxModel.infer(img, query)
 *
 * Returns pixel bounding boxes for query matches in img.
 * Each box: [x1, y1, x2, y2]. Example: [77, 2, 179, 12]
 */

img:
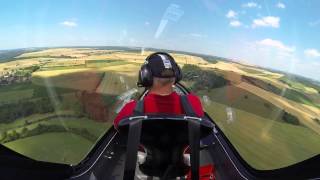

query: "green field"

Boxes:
[280, 75, 320, 93]
[40, 64, 86, 71]
[0, 89, 34, 104]
[20, 117, 110, 137]
[0, 94, 113, 165]
[205, 101, 320, 170]
[183, 64, 320, 170]
[199, 85, 283, 121]
[4, 132, 93, 164]
[0, 113, 55, 131]
[85, 59, 120, 66]
[282, 88, 320, 108]
[239, 67, 265, 75]
[0, 82, 34, 93]
[6, 116, 109, 133]
[0, 81, 75, 102]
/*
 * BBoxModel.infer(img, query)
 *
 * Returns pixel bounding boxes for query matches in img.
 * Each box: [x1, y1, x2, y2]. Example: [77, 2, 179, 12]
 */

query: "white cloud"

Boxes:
[276, 2, 286, 9]
[242, 2, 261, 8]
[309, 19, 320, 27]
[145, 21, 150, 26]
[252, 16, 280, 28]
[60, 21, 77, 27]
[189, 33, 207, 38]
[258, 38, 295, 52]
[226, 10, 237, 18]
[230, 20, 242, 27]
[304, 49, 320, 58]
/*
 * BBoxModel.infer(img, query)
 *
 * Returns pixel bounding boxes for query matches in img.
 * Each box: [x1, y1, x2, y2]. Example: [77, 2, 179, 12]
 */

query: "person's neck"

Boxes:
[149, 86, 174, 96]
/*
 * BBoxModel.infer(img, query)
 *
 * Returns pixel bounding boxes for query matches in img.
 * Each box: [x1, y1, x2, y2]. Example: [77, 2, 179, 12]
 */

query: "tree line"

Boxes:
[0, 98, 54, 123]
[0, 123, 98, 143]
[182, 64, 229, 91]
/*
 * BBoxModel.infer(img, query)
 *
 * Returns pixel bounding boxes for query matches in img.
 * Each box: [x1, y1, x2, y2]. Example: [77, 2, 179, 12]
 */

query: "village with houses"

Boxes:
[0, 65, 39, 86]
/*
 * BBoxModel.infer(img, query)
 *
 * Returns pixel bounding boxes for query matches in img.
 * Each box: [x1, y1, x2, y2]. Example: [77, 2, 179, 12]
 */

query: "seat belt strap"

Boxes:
[188, 119, 200, 180]
[123, 119, 142, 180]
[123, 100, 144, 180]
[133, 100, 144, 116]
[180, 95, 197, 117]
[180, 95, 200, 180]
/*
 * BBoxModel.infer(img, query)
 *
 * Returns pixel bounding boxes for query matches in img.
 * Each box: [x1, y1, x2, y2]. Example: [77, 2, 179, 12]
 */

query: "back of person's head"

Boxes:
[153, 77, 176, 87]
[137, 52, 182, 88]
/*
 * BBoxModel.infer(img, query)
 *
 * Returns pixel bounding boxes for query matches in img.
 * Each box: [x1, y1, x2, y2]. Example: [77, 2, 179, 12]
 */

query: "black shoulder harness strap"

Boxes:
[180, 95, 200, 180]
[123, 100, 144, 180]
[180, 95, 197, 117]
[133, 100, 144, 116]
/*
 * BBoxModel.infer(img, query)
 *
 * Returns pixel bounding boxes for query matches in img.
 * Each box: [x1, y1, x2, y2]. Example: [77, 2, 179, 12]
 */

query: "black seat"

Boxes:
[118, 94, 214, 179]
[139, 119, 189, 177]
[118, 115, 213, 179]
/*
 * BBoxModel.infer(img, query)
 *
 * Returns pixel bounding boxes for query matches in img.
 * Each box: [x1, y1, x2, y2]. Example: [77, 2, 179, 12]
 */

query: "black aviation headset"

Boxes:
[137, 52, 182, 87]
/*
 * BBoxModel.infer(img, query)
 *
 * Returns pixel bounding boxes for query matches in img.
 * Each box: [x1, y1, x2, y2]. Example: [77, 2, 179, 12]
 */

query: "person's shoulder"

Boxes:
[186, 93, 202, 102]
[113, 100, 137, 129]
[186, 93, 204, 117]
[121, 100, 137, 112]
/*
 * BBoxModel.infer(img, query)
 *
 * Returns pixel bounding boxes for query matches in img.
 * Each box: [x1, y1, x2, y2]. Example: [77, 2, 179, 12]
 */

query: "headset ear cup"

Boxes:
[175, 63, 182, 83]
[139, 64, 153, 87]
[137, 69, 143, 87]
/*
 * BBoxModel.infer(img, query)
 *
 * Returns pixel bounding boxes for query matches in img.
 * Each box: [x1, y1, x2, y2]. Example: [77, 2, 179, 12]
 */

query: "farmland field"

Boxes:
[0, 47, 320, 169]
[5, 132, 93, 164]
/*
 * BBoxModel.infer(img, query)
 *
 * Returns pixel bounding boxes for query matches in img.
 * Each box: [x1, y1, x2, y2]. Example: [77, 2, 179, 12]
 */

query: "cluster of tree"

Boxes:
[0, 130, 18, 142]
[23, 65, 40, 72]
[0, 98, 54, 123]
[1, 123, 98, 143]
[198, 55, 218, 64]
[281, 111, 300, 126]
[14, 65, 40, 77]
[69, 127, 97, 142]
[313, 118, 320, 125]
[242, 75, 282, 95]
[182, 64, 229, 91]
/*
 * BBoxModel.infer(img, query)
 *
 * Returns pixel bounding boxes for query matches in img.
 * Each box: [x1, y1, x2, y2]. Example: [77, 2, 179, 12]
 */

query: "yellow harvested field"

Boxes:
[304, 87, 319, 94]
[33, 68, 91, 77]
[201, 61, 247, 74]
[43, 60, 86, 67]
[99, 64, 140, 76]
[17, 48, 111, 58]
[110, 53, 145, 61]
[0, 59, 40, 72]
[32, 69, 103, 91]
[96, 73, 137, 95]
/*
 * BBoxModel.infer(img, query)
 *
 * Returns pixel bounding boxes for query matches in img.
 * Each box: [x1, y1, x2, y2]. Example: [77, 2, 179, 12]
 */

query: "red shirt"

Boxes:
[113, 92, 204, 128]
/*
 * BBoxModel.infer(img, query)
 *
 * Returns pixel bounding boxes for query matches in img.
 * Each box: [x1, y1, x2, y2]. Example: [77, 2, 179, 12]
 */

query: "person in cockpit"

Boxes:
[113, 52, 204, 128]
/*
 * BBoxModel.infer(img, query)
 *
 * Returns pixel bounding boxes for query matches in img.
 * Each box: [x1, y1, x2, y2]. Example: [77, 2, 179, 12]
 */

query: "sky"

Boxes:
[0, 0, 320, 80]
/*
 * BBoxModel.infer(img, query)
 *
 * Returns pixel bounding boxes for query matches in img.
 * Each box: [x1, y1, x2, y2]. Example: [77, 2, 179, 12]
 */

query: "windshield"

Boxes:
[1, 0, 320, 170]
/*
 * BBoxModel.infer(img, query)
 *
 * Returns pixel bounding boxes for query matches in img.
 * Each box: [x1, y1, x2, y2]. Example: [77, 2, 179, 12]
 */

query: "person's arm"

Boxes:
[187, 93, 205, 117]
[113, 100, 137, 129]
